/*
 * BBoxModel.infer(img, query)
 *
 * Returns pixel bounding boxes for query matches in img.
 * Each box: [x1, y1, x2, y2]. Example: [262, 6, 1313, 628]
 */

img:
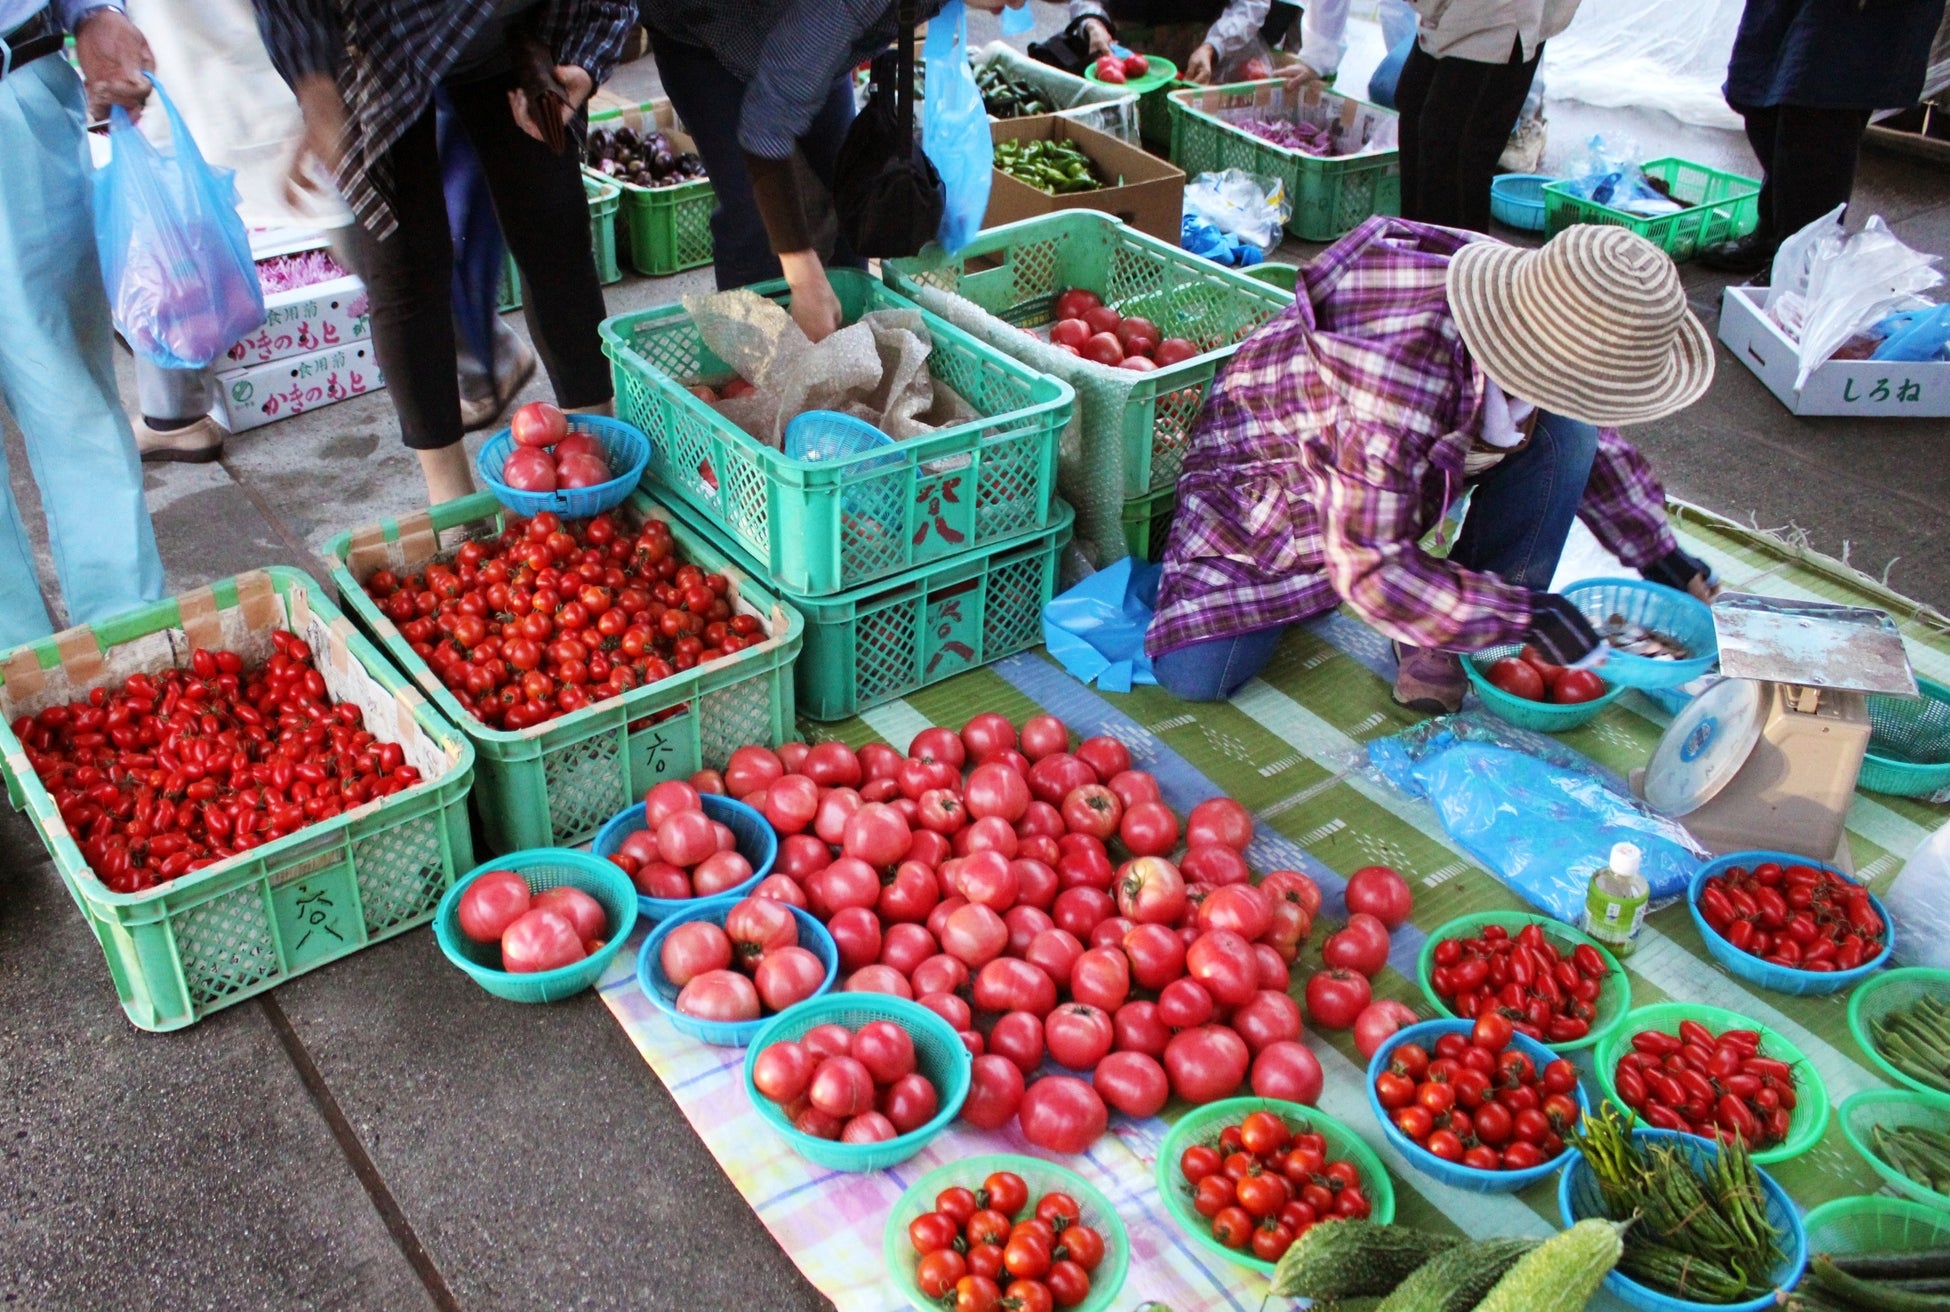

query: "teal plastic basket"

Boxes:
[636, 901, 837, 1046]
[434, 849, 639, 1003]
[591, 793, 777, 922]
[1563, 577, 1718, 689]
[1463, 643, 1625, 732]
[1490, 174, 1551, 231]
[1861, 675, 1950, 798]
[1802, 1194, 1950, 1260]
[476, 413, 651, 519]
[1689, 851, 1893, 997]
[741, 993, 971, 1172]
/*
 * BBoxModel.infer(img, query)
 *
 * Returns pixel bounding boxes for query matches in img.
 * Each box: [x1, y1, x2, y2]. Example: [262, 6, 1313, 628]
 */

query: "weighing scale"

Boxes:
[1635, 594, 1919, 867]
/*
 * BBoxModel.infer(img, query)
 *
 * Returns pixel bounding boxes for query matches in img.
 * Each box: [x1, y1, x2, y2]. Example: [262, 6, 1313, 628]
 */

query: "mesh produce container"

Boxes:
[1542, 157, 1760, 261]
[0, 569, 476, 1030]
[1861, 675, 1950, 799]
[970, 40, 1139, 143]
[585, 97, 715, 276]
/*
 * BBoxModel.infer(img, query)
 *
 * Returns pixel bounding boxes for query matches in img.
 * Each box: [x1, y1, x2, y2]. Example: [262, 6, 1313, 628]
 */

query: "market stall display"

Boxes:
[434, 848, 637, 1003]
[1415, 913, 1630, 1050]
[968, 41, 1139, 143]
[582, 94, 715, 277]
[1464, 645, 1622, 731]
[478, 406, 647, 516]
[985, 116, 1187, 244]
[596, 790, 777, 915]
[1688, 853, 1894, 995]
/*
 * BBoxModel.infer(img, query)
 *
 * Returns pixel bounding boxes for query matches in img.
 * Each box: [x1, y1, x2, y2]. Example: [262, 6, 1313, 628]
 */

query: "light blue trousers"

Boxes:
[0, 56, 163, 649]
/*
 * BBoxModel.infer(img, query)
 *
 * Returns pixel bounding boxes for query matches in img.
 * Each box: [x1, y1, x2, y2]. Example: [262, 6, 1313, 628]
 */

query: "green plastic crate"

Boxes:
[666, 496, 1074, 722]
[1121, 484, 1176, 562]
[602, 267, 1072, 597]
[1542, 157, 1761, 261]
[883, 210, 1292, 501]
[325, 489, 803, 854]
[0, 568, 477, 1031]
[1168, 80, 1401, 241]
[497, 174, 620, 310]
[497, 254, 520, 312]
[1139, 77, 1195, 149]
[586, 96, 715, 276]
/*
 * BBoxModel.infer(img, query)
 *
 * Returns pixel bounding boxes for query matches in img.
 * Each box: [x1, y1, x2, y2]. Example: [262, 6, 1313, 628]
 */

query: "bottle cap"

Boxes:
[1610, 842, 1642, 880]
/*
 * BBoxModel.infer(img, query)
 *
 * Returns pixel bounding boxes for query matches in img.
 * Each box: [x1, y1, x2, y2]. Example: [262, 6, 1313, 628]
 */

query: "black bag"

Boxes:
[833, 2, 942, 259]
[1028, 16, 1113, 75]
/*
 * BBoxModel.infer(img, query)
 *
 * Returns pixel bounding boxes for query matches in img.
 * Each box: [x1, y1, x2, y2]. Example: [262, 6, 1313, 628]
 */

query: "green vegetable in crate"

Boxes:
[973, 59, 1055, 118]
[1875, 994, 1950, 1095]
[1269, 1221, 1460, 1300]
[1874, 1124, 1950, 1195]
[1783, 1247, 1950, 1312]
[1472, 1220, 1626, 1312]
[1376, 1238, 1540, 1312]
[994, 139, 1105, 194]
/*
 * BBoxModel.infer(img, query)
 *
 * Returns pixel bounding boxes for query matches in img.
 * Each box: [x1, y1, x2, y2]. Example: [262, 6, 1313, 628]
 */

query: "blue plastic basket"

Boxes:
[1689, 851, 1894, 996]
[592, 793, 778, 923]
[1366, 1019, 1589, 1193]
[1558, 1127, 1807, 1312]
[781, 410, 897, 468]
[1490, 174, 1551, 231]
[1562, 578, 1717, 690]
[1463, 643, 1625, 732]
[742, 993, 972, 1172]
[636, 900, 838, 1046]
[434, 849, 639, 1003]
[476, 413, 651, 519]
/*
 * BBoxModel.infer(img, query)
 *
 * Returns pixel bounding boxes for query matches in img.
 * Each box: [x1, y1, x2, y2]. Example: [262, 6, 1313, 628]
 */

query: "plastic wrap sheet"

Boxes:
[1886, 820, 1950, 970]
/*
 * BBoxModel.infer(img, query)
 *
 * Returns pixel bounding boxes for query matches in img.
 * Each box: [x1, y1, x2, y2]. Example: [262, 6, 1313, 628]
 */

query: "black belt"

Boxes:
[2, 9, 63, 80]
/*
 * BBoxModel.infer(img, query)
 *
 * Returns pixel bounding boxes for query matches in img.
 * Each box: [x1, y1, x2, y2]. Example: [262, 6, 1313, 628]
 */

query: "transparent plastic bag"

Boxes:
[1559, 135, 1683, 218]
[1219, 34, 1276, 82]
[94, 74, 264, 369]
[1785, 217, 1943, 389]
[1367, 715, 1708, 924]
[1184, 169, 1292, 253]
[922, 1, 990, 255]
[1883, 820, 1950, 970]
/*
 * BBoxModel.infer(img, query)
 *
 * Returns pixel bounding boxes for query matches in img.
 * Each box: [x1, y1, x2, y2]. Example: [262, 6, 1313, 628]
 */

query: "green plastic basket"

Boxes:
[324, 488, 803, 855]
[883, 210, 1292, 502]
[584, 172, 622, 285]
[1840, 1088, 1950, 1209]
[586, 96, 717, 276]
[497, 252, 520, 312]
[1416, 911, 1631, 1052]
[1802, 1193, 1950, 1258]
[1167, 80, 1401, 241]
[1861, 675, 1950, 798]
[884, 1153, 1131, 1312]
[1849, 967, 1950, 1099]
[1155, 1096, 1396, 1276]
[1462, 644, 1626, 732]
[741, 993, 971, 1172]
[1120, 484, 1177, 562]
[1243, 262, 1299, 293]
[433, 848, 638, 1003]
[603, 267, 1071, 596]
[1542, 157, 1761, 261]
[1595, 1001, 1830, 1165]
[0, 568, 476, 1031]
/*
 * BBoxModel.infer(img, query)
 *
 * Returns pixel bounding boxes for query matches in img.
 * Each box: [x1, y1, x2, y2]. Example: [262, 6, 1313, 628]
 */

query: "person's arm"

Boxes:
[250, 0, 340, 87]
[1578, 429, 1718, 601]
[1069, 1, 1115, 55]
[64, 2, 152, 120]
[1186, 0, 1272, 82]
[536, 0, 635, 93]
[1295, 0, 1349, 78]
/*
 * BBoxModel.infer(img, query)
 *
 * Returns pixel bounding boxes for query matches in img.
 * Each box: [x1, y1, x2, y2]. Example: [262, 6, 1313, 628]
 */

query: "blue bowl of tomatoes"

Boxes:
[1463, 643, 1624, 733]
[1367, 1018, 1590, 1194]
[593, 792, 778, 923]
[1688, 850, 1894, 997]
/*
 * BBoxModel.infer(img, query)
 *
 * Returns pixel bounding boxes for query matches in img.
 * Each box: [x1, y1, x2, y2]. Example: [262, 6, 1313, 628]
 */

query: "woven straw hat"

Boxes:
[1447, 225, 1714, 427]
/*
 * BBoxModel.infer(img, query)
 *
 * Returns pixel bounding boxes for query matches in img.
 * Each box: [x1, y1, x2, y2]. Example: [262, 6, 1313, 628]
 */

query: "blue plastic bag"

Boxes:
[1872, 304, 1950, 362]
[922, 1, 991, 255]
[1042, 559, 1160, 693]
[95, 74, 264, 369]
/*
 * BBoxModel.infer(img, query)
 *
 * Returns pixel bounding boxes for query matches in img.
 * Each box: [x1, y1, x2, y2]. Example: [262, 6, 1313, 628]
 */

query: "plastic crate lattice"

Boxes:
[698, 679, 773, 765]
[857, 604, 922, 707]
[179, 884, 280, 1006]
[354, 818, 448, 933]
[543, 732, 629, 846]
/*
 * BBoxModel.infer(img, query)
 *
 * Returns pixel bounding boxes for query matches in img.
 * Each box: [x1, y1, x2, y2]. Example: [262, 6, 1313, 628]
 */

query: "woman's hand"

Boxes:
[286, 73, 349, 209]
[1080, 17, 1114, 56]
[1184, 43, 1219, 84]
[510, 64, 593, 143]
[1279, 59, 1326, 92]
[779, 250, 841, 343]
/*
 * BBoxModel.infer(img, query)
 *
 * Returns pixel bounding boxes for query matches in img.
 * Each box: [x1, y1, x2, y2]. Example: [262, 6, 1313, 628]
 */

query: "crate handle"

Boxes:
[0, 645, 44, 699]
[54, 625, 107, 690]
[235, 569, 280, 633]
[176, 583, 224, 653]
[397, 510, 437, 570]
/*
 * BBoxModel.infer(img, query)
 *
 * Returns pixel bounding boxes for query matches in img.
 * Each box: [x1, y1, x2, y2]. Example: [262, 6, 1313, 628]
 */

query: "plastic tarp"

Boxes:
[1042, 558, 1160, 692]
[1544, 0, 1747, 130]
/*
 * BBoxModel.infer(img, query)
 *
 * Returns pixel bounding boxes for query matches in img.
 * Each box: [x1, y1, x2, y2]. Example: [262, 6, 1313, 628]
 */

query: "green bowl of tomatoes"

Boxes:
[1463, 643, 1624, 733]
[884, 1154, 1129, 1312]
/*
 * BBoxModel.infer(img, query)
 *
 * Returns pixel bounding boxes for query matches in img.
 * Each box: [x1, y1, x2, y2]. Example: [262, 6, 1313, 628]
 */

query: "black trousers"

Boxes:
[1394, 39, 1541, 233]
[353, 71, 611, 452]
[1729, 101, 1873, 251]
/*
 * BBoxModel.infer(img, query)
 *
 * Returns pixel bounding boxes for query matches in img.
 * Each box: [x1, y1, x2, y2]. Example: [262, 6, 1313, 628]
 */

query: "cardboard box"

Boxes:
[215, 341, 385, 434]
[1719, 285, 1950, 418]
[986, 115, 1185, 244]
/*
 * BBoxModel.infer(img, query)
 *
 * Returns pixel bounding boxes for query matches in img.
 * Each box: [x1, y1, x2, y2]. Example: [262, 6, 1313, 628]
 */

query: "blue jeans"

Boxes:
[651, 38, 861, 291]
[1153, 411, 1601, 702]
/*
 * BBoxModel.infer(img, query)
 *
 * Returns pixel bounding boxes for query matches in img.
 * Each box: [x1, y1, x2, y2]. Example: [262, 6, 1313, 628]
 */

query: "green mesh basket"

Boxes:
[602, 268, 1071, 597]
[1840, 1088, 1950, 1210]
[1416, 911, 1631, 1052]
[1849, 967, 1950, 1099]
[1861, 675, 1950, 798]
[1802, 1194, 1950, 1258]
[586, 96, 717, 276]
[884, 1153, 1131, 1312]
[584, 172, 622, 285]
[325, 489, 802, 855]
[1155, 1097, 1396, 1275]
[1542, 157, 1761, 261]
[1462, 644, 1626, 732]
[1120, 484, 1177, 562]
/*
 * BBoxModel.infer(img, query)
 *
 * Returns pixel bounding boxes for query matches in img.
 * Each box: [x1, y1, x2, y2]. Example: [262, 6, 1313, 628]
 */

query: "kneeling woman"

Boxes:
[1146, 220, 1717, 709]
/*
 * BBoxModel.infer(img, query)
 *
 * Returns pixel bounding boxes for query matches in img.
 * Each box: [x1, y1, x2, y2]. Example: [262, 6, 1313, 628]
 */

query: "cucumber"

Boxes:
[1269, 1221, 1462, 1300]
[1376, 1238, 1539, 1312]
[1474, 1220, 1627, 1312]
[1808, 1256, 1950, 1311]
[1833, 1249, 1950, 1281]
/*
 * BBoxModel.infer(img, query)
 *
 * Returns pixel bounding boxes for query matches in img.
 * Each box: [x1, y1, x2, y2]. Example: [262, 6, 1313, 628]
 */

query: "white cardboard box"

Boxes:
[225, 241, 370, 369]
[1718, 284, 1950, 417]
[215, 341, 385, 433]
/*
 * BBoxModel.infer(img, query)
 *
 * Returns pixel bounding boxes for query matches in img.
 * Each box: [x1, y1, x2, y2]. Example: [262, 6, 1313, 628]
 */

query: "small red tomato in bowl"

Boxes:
[1092, 54, 1127, 82]
[1550, 668, 1608, 704]
[1485, 656, 1546, 701]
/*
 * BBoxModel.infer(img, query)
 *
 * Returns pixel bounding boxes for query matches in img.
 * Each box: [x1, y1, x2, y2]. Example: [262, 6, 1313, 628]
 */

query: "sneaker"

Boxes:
[135, 414, 224, 464]
[1698, 232, 1776, 276]
[1392, 643, 1467, 715]
[1498, 116, 1548, 175]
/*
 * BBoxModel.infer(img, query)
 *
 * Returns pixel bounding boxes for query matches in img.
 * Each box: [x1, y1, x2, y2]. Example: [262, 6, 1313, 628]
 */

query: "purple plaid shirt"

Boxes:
[1146, 218, 1678, 659]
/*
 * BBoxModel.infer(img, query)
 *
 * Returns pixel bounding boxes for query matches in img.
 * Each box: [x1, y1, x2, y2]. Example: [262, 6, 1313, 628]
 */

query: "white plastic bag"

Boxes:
[1763, 204, 1846, 318]
[1884, 819, 1950, 970]
[1778, 217, 1943, 390]
[1183, 170, 1293, 253]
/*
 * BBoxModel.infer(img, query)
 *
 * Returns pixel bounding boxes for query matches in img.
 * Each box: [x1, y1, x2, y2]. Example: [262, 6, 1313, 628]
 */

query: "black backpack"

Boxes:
[833, 0, 943, 258]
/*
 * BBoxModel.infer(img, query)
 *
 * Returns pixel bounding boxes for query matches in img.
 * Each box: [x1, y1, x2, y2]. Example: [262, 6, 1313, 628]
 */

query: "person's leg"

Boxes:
[1391, 42, 1439, 220]
[653, 40, 778, 290]
[1702, 103, 1780, 272]
[0, 58, 163, 646]
[445, 74, 612, 415]
[1152, 625, 1289, 702]
[1445, 43, 1540, 232]
[1766, 103, 1872, 242]
[1449, 411, 1600, 590]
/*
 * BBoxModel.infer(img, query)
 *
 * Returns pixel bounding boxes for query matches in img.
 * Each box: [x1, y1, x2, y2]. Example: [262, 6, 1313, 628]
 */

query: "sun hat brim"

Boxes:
[1447, 238, 1715, 427]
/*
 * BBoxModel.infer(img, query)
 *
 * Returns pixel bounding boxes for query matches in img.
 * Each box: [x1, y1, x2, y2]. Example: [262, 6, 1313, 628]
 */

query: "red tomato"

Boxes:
[1045, 1004, 1116, 1070]
[1060, 785, 1123, 841]
[843, 964, 912, 998]
[1196, 883, 1270, 938]
[1074, 735, 1131, 782]
[1091, 1050, 1169, 1117]
[1153, 337, 1198, 367]
[1322, 913, 1392, 977]
[1053, 289, 1102, 322]
[1185, 797, 1252, 850]
[1019, 715, 1070, 761]
[501, 907, 585, 972]
[1020, 1075, 1109, 1153]
[753, 1040, 815, 1102]
[1345, 865, 1414, 929]
[1187, 929, 1259, 1007]
[1551, 668, 1609, 704]
[660, 920, 733, 986]
[656, 809, 718, 867]
[917, 1250, 966, 1298]
[881, 1071, 940, 1134]
[1082, 305, 1122, 335]
[1121, 923, 1187, 991]
[1116, 856, 1187, 924]
[1181, 843, 1252, 889]
[1029, 753, 1098, 807]
[1164, 1025, 1251, 1103]
[843, 802, 912, 867]
[1486, 657, 1546, 701]
[510, 401, 568, 448]
[941, 903, 1010, 969]
[974, 958, 1059, 1016]
[1230, 989, 1304, 1055]
[1119, 801, 1180, 858]
[1252, 1040, 1324, 1104]
[1304, 968, 1372, 1028]
[1112, 1000, 1172, 1057]
[675, 968, 761, 1021]
[1353, 1000, 1421, 1060]
[458, 869, 532, 942]
[963, 1054, 1028, 1130]
[753, 945, 826, 1011]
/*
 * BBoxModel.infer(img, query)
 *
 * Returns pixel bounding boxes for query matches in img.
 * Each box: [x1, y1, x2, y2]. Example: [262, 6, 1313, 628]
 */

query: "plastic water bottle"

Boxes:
[1582, 842, 1648, 957]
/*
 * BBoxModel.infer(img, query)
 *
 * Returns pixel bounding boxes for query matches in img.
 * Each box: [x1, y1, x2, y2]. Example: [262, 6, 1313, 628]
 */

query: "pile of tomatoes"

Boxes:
[456, 868, 610, 973]
[1483, 645, 1607, 706]
[1045, 289, 1198, 372]
[1611, 1019, 1797, 1149]
[660, 894, 827, 1020]
[1696, 860, 1886, 974]
[1090, 51, 1150, 83]
[905, 1169, 1109, 1311]
[1179, 1109, 1374, 1262]
[678, 713, 1329, 1156]
[1427, 921, 1612, 1046]
[751, 1018, 943, 1146]
[14, 632, 423, 893]
[360, 509, 764, 732]
[606, 780, 755, 900]
[1374, 1016, 1582, 1172]
[497, 402, 614, 495]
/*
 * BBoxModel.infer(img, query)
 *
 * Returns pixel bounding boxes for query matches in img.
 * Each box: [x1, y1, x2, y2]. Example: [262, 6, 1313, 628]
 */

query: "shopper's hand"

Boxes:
[1184, 43, 1218, 84]
[1080, 17, 1114, 57]
[74, 8, 153, 121]
[510, 64, 593, 144]
[286, 73, 348, 209]
[1643, 546, 1722, 603]
[1279, 59, 1326, 92]
[779, 251, 842, 344]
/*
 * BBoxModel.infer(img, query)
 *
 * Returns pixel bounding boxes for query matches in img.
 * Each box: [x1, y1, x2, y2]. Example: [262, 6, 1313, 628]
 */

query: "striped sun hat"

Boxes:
[1447, 224, 1715, 427]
